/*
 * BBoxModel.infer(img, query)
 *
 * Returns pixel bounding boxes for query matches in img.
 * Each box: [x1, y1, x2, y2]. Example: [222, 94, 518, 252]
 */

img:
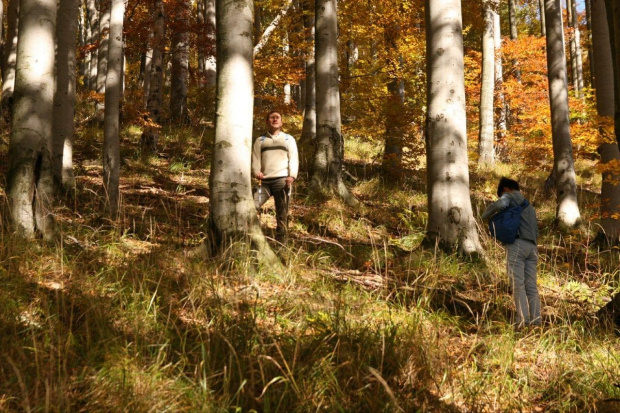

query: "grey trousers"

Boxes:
[506, 239, 541, 326]
[254, 177, 289, 239]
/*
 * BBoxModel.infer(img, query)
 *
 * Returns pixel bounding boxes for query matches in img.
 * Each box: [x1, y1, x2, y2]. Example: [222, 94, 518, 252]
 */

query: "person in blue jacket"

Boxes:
[482, 177, 541, 327]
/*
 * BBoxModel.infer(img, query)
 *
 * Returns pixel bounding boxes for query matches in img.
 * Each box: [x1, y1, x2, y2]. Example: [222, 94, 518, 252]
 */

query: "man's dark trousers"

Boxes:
[254, 177, 289, 240]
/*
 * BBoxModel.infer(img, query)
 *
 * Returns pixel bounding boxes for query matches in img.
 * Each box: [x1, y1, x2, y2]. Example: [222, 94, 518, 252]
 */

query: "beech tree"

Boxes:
[479, 0, 496, 165]
[382, 15, 406, 176]
[7, 0, 57, 238]
[508, 0, 521, 81]
[539, 0, 546, 37]
[103, 0, 125, 215]
[141, 0, 165, 153]
[209, 0, 278, 264]
[311, 0, 357, 206]
[592, 0, 620, 243]
[567, 0, 584, 97]
[170, 0, 190, 123]
[85, 0, 99, 90]
[1, 0, 19, 116]
[301, 0, 316, 142]
[52, 0, 80, 191]
[544, 0, 581, 227]
[425, 0, 481, 254]
[493, 9, 506, 135]
[96, 0, 111, 122]
[606, 0, 620, 149]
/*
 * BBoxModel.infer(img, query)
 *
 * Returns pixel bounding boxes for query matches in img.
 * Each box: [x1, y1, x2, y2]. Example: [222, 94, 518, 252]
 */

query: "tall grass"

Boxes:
[0, 128, 618, 412]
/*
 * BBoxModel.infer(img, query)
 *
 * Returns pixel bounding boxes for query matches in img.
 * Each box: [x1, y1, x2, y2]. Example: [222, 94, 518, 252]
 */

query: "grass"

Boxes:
[0, 124, 619, 412]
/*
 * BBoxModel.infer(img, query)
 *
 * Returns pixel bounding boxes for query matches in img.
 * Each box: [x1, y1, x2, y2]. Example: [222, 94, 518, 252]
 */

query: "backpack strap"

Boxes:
[518, 199, 530, 212]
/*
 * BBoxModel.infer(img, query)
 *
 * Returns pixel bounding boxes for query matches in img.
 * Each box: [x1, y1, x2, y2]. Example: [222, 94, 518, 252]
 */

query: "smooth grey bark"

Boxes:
[204, 0, 216, 87]
[52, 0, 80, 191]
[79, 1, 88, 88]
[197, 0, 205, 74]
[544, 0, 581, 226]
[95, 0, 110, 122]
[382, 20, 405, 176]
[170, 0, 190, 123]
[479, 0, 496, 166]
[0, 0, 3, 80]
[586, 0, 594, 87]
[85, 0, 99, 90]
[141, 0, 165, 154]
[567, 0, 578, 89]
[568, 0, 584, 96]
[283, 32, 291, 104]
[301, 1, 316, 142]
[425, 0, 481, 254]
[103, 0, 124, 216]
[1, 0, 19, 116]
[493, 9, 507, 136]
[593, 0, 620, 242]
[311, 0, 357, 206]
[606, 0, 620, 148]
[8, 0, 57, 239]
[508, 0, 522, 81]
[143, 33, 153, 106]
[508, 0, 517, 39]
[539, 0, 546, 37]
[209, 0, 278, 265]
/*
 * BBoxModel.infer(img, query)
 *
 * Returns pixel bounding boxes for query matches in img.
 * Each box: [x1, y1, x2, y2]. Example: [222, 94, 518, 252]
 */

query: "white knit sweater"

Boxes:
[251, 132, 299, 180]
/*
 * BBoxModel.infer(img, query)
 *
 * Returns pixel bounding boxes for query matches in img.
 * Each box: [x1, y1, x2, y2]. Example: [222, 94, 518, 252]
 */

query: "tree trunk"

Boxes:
[79, 1, 88, 89]
[301, 0, 316, 142]
[567, 0, 577, 89]
[508, 0, 522, 81]
[141, 0, 165, 154]
[311, 0, 357, 206]
[283, 31, 291, 104]
[52, 0, 80, 191]
[494, 9, 507, 136]
[143, 32, 153, 107]
[1, 0, 19, 118]
[568, 0, 584, 97]
[479, 0, 496, 166]
[95, 0, 110, 123]
[382, 19, 405, 176]
[544, 0, 581, 227]
[539, 0, 546, 37]
[586, 0, 594, 87]
[593, 0, 620, 243]
[606, 0, 620, 149]
[209, 0, 278, 266]
[170, 0, 190, 124]
[7, 0, 57, 239]
[86, 0, 99, 90]
[197, 0, 205, 75]
[103, 0, 124, 216]
[204, 0, 216, 87]
[425, 0, 481, 254]
[0, 0, 4, 81]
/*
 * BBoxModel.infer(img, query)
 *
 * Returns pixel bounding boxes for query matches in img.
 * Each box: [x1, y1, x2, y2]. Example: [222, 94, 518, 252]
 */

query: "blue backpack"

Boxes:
[489, 199, 530, 244]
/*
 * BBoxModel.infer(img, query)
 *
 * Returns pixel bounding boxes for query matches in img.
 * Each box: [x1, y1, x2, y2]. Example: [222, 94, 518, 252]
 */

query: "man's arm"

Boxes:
[287, 135, 299, 183]
[481, 193, 510, 220]
[251, 137, 262, 178]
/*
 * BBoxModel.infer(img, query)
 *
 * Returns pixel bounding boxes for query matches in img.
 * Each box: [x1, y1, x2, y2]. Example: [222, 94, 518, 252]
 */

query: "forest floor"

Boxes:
[0, 119, 619, 412]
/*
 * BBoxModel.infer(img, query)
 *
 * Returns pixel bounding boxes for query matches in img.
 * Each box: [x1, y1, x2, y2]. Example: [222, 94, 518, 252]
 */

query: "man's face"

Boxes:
[267, 113, 283, 131]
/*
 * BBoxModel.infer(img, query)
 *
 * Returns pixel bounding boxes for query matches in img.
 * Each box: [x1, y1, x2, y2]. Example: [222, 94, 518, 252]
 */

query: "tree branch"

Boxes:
[253, 0, 293, 57]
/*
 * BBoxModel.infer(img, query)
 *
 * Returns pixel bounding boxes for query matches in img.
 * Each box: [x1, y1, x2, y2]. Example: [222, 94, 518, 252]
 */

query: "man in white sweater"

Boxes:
[251, 111, 299, 241]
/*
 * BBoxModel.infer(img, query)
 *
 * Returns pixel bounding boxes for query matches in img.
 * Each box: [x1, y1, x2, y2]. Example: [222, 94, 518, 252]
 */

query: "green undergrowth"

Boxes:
[0, 127, 619, 412]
